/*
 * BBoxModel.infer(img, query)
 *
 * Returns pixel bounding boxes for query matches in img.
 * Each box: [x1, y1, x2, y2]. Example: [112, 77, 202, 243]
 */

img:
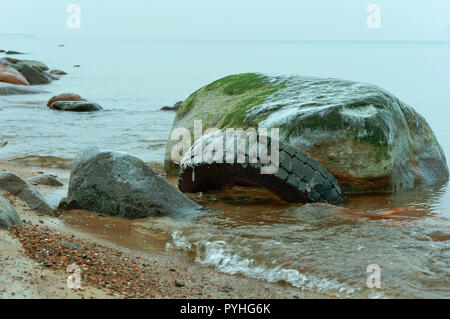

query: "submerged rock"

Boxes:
[48, 101, 102, 112]
[0, 84, 46, 95]
[5, 50, 24, 55]
[165, 73, 449, 193]
[0, 172, 55, 216]
[66, 147, 203, 219]
[47, 93, 86, 106]
[28, 174, 63, 187]
[49, 69, 67, 76]
[161, 101, 183, 111]
[0, 195, 22, 228]
[0, 64, 29, 85]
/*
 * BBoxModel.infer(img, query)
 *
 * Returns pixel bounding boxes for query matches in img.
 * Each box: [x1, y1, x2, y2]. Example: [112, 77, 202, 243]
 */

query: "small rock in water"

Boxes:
[160, 101, 183, 111]
[49, 69, 68, 76]
[48, 101, 103, 112]
[73, 64, 80, 67]
[47, 93, 86, 106]
[5, 50, 24, 55]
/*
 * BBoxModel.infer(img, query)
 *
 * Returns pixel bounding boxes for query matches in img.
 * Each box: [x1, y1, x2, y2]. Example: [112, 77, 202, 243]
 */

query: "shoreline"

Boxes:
[0, 160, 330, 299]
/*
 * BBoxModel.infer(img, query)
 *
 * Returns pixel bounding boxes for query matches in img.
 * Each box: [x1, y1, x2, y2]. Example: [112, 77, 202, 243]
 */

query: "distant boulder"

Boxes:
[47, 93, 86, 106]
[49, 69, 67, 76]
[48, 101, 102, 112]
[0, 64, 29, 85]
[12, 63, 51, 85]
[4, 58, 49, 71]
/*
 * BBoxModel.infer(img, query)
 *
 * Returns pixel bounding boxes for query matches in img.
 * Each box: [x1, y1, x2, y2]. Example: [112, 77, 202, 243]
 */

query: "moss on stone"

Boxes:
[217, 84, 285, 129]
[176, 73, 285, 128]
[176, 88, 202, 118]
[204, 73, 267, 95]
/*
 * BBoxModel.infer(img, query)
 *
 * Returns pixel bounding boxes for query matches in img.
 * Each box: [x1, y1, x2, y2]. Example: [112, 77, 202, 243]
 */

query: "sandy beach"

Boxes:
[0, 159, 329, 299]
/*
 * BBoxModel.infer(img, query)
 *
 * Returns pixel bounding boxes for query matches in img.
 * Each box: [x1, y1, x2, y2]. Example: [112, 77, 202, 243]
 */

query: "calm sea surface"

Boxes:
[1, 37, 449, 298]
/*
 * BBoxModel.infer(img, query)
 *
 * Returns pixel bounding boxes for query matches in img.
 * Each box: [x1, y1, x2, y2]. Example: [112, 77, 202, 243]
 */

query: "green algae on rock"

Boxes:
[164, 73, 449, 193]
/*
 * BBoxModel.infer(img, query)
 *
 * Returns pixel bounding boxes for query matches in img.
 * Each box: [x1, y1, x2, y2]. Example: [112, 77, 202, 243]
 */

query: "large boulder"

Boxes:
[48, 101, 102, 112]
[164, 73, 449, 193]
[0, 172, 55, 216]
[0, 195, 22, 228]
[0, 64, 29, 85]
[66, 147, 203, 219]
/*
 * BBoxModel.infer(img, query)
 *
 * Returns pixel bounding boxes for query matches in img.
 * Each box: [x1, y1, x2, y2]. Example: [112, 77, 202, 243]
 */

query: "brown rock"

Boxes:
[47, 93, 87, 107]
[0, 64, 29, 85]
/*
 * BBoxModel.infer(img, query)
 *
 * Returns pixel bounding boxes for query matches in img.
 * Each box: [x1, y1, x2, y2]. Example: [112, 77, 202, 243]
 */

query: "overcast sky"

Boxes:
[1, 0, 449, 40]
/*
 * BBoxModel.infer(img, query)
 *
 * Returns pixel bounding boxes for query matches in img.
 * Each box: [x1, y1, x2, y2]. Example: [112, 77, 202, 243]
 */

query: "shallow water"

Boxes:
[1, 37, 449, 298]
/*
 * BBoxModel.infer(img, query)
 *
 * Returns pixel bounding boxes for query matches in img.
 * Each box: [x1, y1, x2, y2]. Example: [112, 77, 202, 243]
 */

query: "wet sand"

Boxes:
[0, 160, 329, 299]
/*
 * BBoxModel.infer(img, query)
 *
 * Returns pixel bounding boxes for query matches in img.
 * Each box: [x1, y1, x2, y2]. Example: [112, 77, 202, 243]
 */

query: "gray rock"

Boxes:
[0, 195, 22, 228]
[0, 172, 56, 216]
[66, 147, 204, 219]
[28, 174, 63, 187]
[11, 63, 51, 85]
[48, 101, 103, 112]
